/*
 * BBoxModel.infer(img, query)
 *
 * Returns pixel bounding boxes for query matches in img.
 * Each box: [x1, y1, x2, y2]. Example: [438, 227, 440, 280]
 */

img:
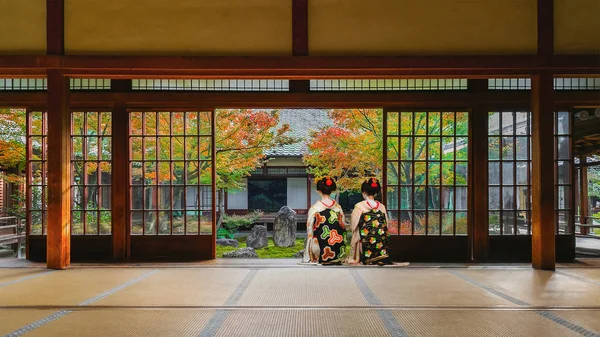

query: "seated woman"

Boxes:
[302, 177, 348, 265]
[349, 178, 392, 265]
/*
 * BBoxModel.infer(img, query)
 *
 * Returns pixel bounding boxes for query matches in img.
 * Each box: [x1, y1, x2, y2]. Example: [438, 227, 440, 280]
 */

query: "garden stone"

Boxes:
[216, 238, 239, 248]
[273, 206, 297, 247]
[246, 225, 268, 249]
[222, 247, 258, 258]
[293, 250, 305, 258]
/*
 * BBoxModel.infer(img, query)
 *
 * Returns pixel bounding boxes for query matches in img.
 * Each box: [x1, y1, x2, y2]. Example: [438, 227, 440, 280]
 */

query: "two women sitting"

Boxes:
[302, 177, 391, 265]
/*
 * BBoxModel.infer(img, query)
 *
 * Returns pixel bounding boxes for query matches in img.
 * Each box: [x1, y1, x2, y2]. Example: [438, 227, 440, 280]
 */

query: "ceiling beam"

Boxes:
[575, 142, 600, 156]
[0, 55, 598, 78]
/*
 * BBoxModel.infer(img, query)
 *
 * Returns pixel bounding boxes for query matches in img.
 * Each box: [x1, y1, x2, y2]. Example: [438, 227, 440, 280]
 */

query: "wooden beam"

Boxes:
[531, 72, 556, 270]
[0, 89, 530, 110]
[2, 89, 597, 110]
[63, 90, 530, 108]
[575, 143, 600, 157]
[111, 79, 132, 92]
[554, 91, 600, 108]
[469, 80, 489, 262]
[1, 55, 598, 78]
[573, 121, 600, 140]
[1, 89, 595, 111]
[0, 92, 48, 108]
[46, 0, 64, 55]
[111, 101, 128, 260]
[46, 70, 70, 269]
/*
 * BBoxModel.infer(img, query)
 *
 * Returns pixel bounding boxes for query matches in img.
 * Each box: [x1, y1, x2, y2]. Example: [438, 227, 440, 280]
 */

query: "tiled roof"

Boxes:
[265, 109, 332, 157]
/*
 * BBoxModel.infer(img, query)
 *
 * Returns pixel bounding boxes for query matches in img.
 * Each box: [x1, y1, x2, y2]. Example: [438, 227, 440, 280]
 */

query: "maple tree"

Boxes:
[0, 108, 26, 217]
[1, 109, 294, 231]
[304, 109, 469, 233]
[303, 109, 382, 195]
[214, 109, 296, 227]
[0, 109, 26, 172]
[128, 109, 296, 229]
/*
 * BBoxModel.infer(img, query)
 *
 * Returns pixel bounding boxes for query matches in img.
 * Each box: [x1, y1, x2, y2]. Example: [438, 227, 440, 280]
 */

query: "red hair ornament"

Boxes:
[370, 178, 378, 188]
[325, 178, 333, 186]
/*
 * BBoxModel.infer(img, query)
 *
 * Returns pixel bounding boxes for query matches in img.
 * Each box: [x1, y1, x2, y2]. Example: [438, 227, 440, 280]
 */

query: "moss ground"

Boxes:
[217, 237, 304, 258]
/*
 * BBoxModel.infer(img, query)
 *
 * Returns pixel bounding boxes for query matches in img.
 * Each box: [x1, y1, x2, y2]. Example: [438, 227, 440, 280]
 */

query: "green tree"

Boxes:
[129, 109, 297, 230]
[303, 109, 382, 195]
[0, 109, 26, 218]
[0, 109, 26, 171]
[215, 109, 297, 228]
[304, 110, 468, 191]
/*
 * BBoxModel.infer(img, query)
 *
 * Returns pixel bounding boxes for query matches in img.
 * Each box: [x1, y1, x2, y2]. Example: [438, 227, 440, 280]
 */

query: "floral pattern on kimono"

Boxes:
[302, 200, 347, 264]
[349, 200, 390, 264]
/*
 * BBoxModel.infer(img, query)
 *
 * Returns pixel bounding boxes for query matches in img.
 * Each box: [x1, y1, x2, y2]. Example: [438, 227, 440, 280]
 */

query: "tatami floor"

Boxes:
[1, 259, 600, 337]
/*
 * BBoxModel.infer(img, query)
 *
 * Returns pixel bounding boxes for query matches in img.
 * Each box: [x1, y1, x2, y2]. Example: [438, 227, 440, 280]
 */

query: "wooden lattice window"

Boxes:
[488, 111, 532, 235]
[26, 111, 47, 235]
[555, 111, 573, 235]
[71, 111, 112, 235]
[129, 111, 214, 235]
[385, 111, 469, 235]
[311, 79, 467, 91]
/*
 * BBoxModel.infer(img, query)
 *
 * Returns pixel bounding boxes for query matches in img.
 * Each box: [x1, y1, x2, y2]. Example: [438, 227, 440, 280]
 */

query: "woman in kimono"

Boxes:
[349, 178, 392, 265]
[302, 177, 348, 265]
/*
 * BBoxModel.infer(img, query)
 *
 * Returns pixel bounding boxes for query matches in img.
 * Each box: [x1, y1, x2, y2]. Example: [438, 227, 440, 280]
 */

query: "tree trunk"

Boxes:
[216, 188, 225, 230]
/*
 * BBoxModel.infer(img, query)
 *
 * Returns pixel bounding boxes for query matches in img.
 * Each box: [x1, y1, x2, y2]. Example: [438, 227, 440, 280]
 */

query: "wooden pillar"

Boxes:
[46, 70, 70, 269]
[46, 0, 64, 55]
[290, 0, 309, 93]
[531, 0, 556, 270]
[531, 72, 556, 270]
[579, 156, 589, 235]
[111, 80, 131, 260]
[469, 80, 489, 262]
[111, 103, 128, 260]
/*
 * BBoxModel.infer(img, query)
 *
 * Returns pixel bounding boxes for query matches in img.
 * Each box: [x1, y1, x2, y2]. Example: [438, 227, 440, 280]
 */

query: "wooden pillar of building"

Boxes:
[111, 80, 130, 260]
[46, 0, 69, 269]
[46, 70, 70, 269]
[111, 80, 131, 260]
[531, 0, 556, 270]
[531, 72, 556, 270]
[469, 80, 489, 262]
[579, 156, 589, 235]
[290, 0, 309, 93]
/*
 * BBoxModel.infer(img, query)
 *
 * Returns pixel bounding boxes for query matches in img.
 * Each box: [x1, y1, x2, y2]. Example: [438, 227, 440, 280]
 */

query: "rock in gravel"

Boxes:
[273, 206, 297, 247]
[222, 247, 259, 258]
[216, 238, 239, 248]
[293, 250, 305, 258]
[246, 225, 268, 249]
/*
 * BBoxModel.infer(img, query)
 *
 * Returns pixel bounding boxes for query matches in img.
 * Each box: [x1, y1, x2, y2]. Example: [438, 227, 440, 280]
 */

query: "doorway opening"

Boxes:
[216, 108, 381, 258]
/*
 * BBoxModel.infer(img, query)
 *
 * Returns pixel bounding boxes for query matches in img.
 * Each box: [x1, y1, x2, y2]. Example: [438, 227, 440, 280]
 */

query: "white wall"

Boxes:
[227, 178, 248, 209]
[309, 179, 321, 206]
[287, 178, 308, 209]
